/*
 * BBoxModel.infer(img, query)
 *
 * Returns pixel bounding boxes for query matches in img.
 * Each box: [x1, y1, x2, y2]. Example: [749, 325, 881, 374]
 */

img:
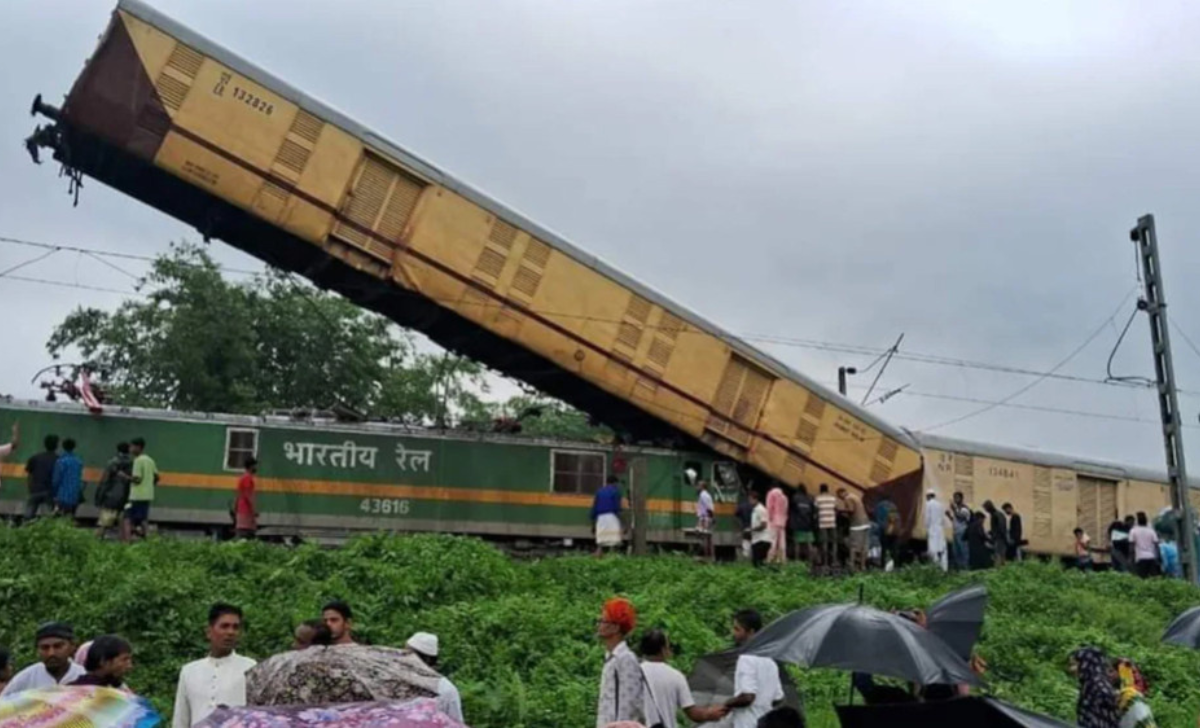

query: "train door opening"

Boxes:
[1077, 475, 1119, 553]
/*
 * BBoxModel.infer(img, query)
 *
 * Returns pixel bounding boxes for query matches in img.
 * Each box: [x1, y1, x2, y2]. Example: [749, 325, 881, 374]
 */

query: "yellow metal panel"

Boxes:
[118, 12, 178, 96]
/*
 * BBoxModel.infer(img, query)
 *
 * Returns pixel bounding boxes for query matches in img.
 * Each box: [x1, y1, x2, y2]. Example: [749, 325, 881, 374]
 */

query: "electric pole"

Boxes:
[1130, 214, 1198, 582]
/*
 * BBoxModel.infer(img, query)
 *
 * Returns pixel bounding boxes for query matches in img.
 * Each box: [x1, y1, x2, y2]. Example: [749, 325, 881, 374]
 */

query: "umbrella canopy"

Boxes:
[836, 696, 1075, 728]
[742, 604, 980, 687]
[687, 650, 803, 711]
[927, 584, 989, 661]
[247, 645, 441, 706]
[0, 685, 160, 728]
[198, 698, 465, 728]
[1162, 606, 1200, 648]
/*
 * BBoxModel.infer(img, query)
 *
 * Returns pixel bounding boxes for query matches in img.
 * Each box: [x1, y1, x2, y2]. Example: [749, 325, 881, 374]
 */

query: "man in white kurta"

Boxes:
[405, 632, 463, 723]
[173, 605, 256, 728]
[924, 491, 948, 572]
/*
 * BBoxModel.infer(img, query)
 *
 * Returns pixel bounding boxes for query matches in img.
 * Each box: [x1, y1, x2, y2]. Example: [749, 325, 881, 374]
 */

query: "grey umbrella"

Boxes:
[927, 584, 988, 661]
[741, 604, 981, 687]
[1162, 606, 1200, 648]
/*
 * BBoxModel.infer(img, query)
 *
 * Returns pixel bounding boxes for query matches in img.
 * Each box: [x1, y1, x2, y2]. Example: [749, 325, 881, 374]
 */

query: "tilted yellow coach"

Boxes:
[27, 1, 922, 504]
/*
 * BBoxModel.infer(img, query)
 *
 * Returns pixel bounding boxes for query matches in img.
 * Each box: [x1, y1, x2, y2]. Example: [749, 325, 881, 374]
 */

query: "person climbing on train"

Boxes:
[765, 482, 789, 566]
[592, 475, 625, 557]
[51, 437, 84, 518]
[95, 441, 133, 540]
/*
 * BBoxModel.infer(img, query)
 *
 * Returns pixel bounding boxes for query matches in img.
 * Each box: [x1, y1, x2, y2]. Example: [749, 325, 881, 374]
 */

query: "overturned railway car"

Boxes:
[27, 1, 922, 503]
[0, 400, 737, 546]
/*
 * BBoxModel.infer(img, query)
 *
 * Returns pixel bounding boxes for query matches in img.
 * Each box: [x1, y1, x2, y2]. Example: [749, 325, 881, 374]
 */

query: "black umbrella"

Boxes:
[927, 584, 988, 661]
[1162, 606, 1200, 648]
[687, 649, 803, 711]
[741, 604, 981, 687]
[836, 696, 1076, 728]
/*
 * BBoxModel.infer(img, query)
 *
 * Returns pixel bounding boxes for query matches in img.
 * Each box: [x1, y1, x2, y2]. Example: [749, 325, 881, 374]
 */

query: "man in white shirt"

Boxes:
[173, 603, 256, 728]
[723, 610, 784, 728]
[1, 622, 84, 696]
[1129, 511, 1162, 578]
[924, 491, 948, 572]
[639, 629, 725, 728]
[0, 422, 17, 493]
[749, 491, 772, 568]
[405, 632, 463, 723]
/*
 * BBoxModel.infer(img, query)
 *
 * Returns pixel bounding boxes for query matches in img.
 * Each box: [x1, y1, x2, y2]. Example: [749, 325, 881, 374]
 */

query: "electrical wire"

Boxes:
[0, 248, 59, 279]
[917, 288, 1139, 433]
[1105, 307, 1154, 386]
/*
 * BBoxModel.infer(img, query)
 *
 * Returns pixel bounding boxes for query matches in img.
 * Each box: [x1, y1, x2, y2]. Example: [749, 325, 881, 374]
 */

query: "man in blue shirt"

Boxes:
[591, 475, 624, 557]
[1159, 538, 1181, 578]
[52, 438, 84, 517]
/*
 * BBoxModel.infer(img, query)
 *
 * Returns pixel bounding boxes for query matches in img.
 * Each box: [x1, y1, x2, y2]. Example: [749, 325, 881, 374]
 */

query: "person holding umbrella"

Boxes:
[723, 610, 784, 728]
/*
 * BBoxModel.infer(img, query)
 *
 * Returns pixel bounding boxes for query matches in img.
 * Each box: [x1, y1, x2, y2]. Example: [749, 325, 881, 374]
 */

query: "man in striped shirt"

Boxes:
[815, 484, 838, 570]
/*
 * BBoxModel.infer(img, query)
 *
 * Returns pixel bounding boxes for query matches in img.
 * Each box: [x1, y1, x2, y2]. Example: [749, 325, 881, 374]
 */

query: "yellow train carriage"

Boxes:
[29, 1, 922, 498]
[915, 433, 1193, 558]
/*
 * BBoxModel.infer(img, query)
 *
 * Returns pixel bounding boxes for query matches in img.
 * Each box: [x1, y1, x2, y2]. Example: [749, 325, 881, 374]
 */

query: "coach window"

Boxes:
[224, 428, 259, 471]
[552, 450, 606, 495]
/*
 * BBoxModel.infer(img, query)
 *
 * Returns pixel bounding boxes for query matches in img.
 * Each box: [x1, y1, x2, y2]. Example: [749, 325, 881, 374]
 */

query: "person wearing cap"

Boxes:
[924, 491, 948, 572]
[596, 597, 644, 728]
[405, 632, 463, 722]
[0, 622, 84, 695]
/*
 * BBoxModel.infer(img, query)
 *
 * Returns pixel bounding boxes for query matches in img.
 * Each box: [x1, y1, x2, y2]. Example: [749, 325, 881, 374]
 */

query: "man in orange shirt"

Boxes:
[234, 457, 258, 540]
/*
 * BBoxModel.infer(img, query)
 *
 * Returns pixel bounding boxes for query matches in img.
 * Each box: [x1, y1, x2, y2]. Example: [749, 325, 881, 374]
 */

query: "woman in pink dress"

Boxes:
[766, 485, 789, 565]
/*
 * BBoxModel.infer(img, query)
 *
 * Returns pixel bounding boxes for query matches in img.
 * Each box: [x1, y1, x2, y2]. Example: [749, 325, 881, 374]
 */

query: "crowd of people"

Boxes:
[1073, 511, 1184, 579]
[0, 423, 263, 542]
[0, 600, 463, 726]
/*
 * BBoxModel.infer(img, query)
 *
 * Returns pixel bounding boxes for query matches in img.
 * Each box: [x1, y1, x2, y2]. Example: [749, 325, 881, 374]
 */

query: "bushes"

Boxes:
[1, 522, 1197, 727]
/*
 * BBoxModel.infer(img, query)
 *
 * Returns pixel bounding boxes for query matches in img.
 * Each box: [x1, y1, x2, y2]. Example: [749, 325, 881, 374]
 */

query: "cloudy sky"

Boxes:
[3, 0, 1200, 471]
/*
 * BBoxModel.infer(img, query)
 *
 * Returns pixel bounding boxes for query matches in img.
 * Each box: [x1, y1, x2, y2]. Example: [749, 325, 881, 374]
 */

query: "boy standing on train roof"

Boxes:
[591, 475, 624, 557]
[123, 437, 157, 542]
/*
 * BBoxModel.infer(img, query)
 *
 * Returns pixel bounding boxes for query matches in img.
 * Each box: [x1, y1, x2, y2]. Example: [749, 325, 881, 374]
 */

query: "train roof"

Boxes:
[0, 397, 694, 456]
[911, 431, 1200, 488]
[114, 0, 916, 452]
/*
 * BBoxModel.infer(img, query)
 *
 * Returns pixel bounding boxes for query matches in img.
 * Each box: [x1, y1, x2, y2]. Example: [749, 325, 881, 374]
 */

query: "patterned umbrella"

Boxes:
[0, 685, 160, 728]
[247, 646, 441, 706]
[197, 698, 465, 728]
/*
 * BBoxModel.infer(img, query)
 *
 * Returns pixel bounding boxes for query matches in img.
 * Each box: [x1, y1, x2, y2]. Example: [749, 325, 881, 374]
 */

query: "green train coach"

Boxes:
[0, 399, 738, 547]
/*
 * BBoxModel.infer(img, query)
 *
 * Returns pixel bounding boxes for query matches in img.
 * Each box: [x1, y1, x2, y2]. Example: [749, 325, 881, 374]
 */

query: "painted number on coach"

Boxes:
[360, 498, 411, 516]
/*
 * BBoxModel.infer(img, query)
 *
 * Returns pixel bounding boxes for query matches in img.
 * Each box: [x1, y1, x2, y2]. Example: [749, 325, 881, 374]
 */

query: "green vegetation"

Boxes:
[1, 523, 1197, 727]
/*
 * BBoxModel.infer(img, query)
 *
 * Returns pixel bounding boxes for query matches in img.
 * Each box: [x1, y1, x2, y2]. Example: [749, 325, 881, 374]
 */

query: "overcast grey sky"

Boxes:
[3, 0, 1200, 470]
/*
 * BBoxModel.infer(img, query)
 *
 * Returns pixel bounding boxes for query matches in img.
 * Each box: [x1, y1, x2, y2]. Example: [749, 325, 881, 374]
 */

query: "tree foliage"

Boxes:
[47, 242, 487, 424]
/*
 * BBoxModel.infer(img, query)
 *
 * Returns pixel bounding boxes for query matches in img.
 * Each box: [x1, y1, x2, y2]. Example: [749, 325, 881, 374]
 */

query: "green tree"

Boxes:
[47, 242, 486, 422]
[471, 394, 613, 441]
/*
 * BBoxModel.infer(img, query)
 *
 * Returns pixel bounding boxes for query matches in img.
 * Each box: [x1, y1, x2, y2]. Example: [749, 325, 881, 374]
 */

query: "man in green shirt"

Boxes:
[123, 437, 158, 541]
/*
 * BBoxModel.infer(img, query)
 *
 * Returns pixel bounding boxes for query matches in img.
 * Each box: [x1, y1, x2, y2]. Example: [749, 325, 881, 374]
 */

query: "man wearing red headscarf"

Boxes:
[596, 597, 644, 728]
